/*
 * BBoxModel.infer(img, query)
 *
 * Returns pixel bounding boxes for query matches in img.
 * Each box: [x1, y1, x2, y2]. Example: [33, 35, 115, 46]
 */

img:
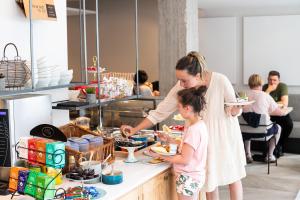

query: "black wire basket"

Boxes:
[0, 43, 31, 89]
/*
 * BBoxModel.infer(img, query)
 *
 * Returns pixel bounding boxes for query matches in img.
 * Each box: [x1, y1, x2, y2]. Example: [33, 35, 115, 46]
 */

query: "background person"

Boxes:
[243, 74, 286, 163]
[133, 70, 160, 96]
[262, 70, 293, 156]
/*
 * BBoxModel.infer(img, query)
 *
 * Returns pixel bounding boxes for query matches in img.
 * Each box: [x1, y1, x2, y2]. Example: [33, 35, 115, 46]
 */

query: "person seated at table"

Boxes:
[133, 70, 160, 96]
[262, 70, 294, 156]
[243, 74, 287, 163]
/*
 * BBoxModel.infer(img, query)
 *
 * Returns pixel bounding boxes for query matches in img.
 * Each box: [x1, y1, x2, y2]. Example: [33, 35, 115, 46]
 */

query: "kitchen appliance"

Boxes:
[0, 94, 52, 167]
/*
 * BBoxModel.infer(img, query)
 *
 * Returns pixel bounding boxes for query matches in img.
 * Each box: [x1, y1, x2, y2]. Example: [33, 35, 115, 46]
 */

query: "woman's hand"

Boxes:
[120, 125, 137, 137]
[225, 105, 242, 117]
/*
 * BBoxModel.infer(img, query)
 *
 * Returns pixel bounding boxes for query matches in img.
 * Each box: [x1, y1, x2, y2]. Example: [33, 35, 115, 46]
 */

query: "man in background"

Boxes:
[263, 70, 293, 157]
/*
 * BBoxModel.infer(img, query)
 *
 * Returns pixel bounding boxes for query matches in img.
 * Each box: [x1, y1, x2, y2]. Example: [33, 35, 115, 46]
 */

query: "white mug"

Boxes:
[169, 144, 178, 154]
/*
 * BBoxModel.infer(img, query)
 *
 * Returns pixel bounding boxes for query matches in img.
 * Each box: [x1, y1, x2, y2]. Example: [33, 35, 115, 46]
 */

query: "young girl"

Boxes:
[150, 86, 208, 200]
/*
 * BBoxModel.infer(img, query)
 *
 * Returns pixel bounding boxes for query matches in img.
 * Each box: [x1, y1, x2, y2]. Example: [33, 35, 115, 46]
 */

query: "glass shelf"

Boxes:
[0, 82, 86, 97]
[52, 95, 139, 110]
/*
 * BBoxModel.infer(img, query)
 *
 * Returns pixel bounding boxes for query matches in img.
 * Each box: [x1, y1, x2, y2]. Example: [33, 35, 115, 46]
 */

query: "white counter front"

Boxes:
[2, 154, 171, 200]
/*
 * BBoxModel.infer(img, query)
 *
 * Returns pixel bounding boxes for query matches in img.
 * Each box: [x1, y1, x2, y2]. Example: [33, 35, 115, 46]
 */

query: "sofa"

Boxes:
[285, 94, 300, 153]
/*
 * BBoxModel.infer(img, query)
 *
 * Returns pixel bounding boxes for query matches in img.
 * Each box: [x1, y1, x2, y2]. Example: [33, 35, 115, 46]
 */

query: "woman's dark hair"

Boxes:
[134, 70, 148, 84]
[175, 51, 207, 78]
[177, 86, 207, 113]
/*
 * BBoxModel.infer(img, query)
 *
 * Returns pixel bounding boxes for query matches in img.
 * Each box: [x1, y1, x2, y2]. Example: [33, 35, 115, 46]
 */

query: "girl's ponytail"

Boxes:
[177, 86, 207, 113]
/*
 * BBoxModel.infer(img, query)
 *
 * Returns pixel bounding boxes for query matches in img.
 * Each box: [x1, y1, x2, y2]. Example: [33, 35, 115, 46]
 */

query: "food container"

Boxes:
[73, 138, 90, 152]
[79, 159, 102, 175]
[102, 166, 123, 185]
[81, 134, 104, 150]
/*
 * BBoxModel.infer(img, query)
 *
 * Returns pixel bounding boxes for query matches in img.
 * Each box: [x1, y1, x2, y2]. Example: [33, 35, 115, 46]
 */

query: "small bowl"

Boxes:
[79, 160, 102, 175]
[102, 170, 123, 185]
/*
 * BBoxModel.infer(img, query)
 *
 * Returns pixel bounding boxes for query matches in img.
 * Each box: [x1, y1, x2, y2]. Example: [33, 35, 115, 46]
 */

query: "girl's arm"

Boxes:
[161, 143, 194, 165]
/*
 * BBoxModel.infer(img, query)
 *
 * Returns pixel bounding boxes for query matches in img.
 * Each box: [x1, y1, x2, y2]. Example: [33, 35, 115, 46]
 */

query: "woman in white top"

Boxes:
[243, 74, 286, 163]
[121, 51, 246, 200]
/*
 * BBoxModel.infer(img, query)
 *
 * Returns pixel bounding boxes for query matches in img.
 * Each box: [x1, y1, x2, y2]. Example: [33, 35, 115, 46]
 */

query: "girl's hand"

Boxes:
[148, 149, 161, 159]
[155, 131, 171, 142]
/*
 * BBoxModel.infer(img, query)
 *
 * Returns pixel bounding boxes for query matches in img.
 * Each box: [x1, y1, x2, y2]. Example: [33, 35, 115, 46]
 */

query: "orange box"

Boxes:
[36, 139, 51, 164]
[8, 167, 28, 192]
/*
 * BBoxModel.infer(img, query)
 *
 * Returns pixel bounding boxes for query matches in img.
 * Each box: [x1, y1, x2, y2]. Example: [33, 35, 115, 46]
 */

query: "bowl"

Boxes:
[102, 170, 123, 185]
[79, 160, 102, 175]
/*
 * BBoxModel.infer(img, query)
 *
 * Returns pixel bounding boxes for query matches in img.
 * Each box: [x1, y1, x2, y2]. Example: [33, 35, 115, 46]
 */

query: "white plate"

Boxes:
[224, 100, 255, 106]
[150, 147, 176, 156]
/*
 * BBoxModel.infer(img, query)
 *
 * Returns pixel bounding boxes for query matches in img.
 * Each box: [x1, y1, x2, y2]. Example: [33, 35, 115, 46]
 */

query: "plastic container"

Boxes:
[71, 138, 89, 152]
[81, 134, 103, 150]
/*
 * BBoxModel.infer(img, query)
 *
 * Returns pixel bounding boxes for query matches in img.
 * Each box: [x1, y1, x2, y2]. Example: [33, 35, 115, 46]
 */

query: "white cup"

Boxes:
[169, 144, 178, 154]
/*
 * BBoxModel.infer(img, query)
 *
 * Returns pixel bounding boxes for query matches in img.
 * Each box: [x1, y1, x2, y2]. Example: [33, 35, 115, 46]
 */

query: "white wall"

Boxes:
[199, 8, 300, 94]
[67, 0, 159, 83]
[0, 0, 69, 101]
[199, 17, 237, 83]
[243, 15, 300, 86]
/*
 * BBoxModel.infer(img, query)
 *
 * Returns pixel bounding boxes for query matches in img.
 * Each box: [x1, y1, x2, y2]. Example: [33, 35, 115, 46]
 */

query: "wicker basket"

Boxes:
[0, 43, 31, 89]
[59, 124, 115, 173]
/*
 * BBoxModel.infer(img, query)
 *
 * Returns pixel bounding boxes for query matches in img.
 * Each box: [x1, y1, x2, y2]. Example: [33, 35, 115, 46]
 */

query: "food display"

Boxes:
[173, 114, 185, 121]
[66, 168, 99, 181]
[115, 139, 144, 147]
[65, 186, 106, 200]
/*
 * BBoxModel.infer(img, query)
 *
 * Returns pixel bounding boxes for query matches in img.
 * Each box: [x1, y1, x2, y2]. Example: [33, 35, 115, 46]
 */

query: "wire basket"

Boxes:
[0, 43, 31, 89]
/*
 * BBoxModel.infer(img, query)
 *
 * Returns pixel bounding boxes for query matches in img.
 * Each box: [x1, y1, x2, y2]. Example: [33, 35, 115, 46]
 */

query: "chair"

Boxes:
[239, 114, 278, 174]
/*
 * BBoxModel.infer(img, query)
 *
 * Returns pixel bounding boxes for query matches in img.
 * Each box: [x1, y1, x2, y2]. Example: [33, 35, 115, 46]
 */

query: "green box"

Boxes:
[24, 171, 41, 197]
[46, 142, 65, 168]
[35, 175, 55, 200]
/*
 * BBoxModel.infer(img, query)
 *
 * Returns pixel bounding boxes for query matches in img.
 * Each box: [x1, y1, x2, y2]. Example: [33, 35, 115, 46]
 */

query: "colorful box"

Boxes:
[18, 137, 31, 160]
[46, 142, 65, 168]
[8, 167, 28, 192]
[24, 171, 40, 197]
[36, 139, 50, 164]
[28, 138, 40, 163]
[17, 170, 30, 194]
[35, 175, 55, 200]
[47, 167, 62, 185]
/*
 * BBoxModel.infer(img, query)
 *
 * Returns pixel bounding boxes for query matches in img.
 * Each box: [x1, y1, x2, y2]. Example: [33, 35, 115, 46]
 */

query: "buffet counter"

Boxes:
[2, 149, 174, 200]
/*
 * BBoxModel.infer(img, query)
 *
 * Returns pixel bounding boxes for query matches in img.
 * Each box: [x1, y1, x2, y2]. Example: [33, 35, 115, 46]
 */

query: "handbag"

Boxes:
[0, 43, 31, 89]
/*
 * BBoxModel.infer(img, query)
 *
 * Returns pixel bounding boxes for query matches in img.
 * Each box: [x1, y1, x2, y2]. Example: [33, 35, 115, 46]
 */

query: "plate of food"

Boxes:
[224, 100, 255, 106]
[141, 157, 165, 165]
[150, 145, 176, 156]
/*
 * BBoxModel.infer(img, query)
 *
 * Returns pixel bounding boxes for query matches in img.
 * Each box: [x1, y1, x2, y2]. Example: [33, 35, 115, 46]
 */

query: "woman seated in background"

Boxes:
[133, 70, 160, 96]
[243, 74, 287, 163]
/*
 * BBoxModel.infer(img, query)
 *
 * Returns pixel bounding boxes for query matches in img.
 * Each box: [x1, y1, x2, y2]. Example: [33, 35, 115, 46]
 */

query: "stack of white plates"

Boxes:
[59, 69, 73, 85]
[25, 57, 73, 88]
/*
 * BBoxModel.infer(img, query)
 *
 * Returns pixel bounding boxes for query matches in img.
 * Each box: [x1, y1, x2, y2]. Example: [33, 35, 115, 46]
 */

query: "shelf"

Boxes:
[52, 95, 139, 110]
[67, 7, 96, 16]
[0, 82, 86, 97]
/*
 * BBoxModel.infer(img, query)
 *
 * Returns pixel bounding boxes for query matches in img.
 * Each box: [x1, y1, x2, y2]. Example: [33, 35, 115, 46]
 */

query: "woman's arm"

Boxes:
[121, 82, 182, 136]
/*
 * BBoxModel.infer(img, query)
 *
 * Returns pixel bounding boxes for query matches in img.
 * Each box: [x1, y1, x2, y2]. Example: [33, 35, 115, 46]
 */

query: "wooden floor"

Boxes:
[219, 153, 300, 200]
